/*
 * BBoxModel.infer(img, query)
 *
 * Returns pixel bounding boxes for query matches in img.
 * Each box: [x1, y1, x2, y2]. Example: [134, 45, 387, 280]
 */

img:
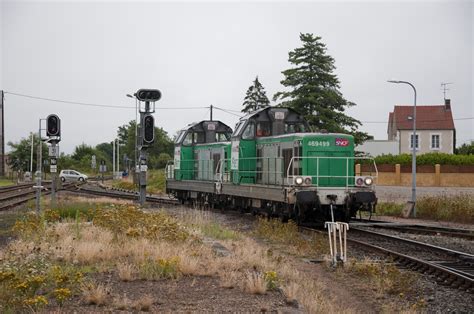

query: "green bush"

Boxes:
[369, 153, 474, 165]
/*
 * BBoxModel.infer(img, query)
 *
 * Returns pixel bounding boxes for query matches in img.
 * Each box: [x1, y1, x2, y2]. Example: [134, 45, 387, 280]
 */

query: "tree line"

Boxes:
[7, 123, 174, 174]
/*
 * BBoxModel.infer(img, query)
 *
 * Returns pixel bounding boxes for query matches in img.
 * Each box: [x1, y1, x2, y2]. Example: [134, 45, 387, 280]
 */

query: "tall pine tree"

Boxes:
[273, 33, 370, 144]
[241, 76, 270, 113]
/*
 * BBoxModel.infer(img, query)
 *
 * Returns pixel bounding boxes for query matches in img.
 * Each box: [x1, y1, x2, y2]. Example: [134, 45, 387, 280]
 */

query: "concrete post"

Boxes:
[435, 164, 441, 186]
[395, 164, 401, 185]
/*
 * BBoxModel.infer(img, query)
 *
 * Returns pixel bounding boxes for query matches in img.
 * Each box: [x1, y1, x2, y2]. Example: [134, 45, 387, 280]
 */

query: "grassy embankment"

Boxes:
[0, 200, 343, 312]
[376, 194, 474, 224]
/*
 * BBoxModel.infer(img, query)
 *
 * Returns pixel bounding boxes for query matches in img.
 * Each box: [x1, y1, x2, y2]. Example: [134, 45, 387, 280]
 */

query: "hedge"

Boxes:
[366, 153, 474, 165]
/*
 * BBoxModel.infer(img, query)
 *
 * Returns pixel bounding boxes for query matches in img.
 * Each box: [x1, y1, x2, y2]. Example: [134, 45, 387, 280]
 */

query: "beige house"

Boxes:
[387, 99, 455, 154]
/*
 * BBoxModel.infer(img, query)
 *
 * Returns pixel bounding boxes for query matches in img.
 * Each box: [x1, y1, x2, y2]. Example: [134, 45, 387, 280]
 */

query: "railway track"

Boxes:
[351, 228, 474, 292]
[302, 226, 474, 293]
[67, 183, 179, 205]
[351, 218, 474, 240]
[368, 224, 474, 240]
[0, 181, 75, 211]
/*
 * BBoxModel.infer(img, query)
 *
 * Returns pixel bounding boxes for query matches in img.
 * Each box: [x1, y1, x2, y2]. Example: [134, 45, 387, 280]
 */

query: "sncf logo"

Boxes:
[335, 138, 349, 146]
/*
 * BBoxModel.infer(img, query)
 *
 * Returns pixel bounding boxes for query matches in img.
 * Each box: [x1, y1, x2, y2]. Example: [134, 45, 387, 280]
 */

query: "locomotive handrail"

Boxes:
[285, 156, 378, 188]
[216, 157, 285, 185]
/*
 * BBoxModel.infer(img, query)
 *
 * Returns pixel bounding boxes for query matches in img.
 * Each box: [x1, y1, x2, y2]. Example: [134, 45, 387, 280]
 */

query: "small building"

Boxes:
[387, 99, 455, 154]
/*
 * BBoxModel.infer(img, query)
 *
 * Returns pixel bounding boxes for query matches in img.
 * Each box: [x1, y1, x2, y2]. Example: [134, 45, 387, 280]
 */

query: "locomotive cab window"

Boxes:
[194, 132, 205, 144]
[285, 123, 307, 134]
[216, 132, 231, 142]
[175, 131, 186, 144]
[242, 122, 255, 140]
[183, 133, 193, 145]
[256, 122, 271, 137]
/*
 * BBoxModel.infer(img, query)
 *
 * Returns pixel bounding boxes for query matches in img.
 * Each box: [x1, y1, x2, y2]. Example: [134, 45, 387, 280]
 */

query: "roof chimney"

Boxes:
[444, 98, 451, 111]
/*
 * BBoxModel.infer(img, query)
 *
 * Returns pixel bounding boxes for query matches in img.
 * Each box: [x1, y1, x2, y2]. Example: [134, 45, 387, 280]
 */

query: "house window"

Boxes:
[410, 134, 419, 149]
[431, 134, 440, 149]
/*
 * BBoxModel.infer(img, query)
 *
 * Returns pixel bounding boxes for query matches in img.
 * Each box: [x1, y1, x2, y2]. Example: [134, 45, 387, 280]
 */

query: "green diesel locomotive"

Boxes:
[166, 107, 377, 222]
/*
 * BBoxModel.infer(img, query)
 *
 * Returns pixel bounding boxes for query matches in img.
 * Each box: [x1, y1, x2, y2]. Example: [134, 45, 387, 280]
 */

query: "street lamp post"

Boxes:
[388, 80, 417, 217]
[126, 93, 138, 180]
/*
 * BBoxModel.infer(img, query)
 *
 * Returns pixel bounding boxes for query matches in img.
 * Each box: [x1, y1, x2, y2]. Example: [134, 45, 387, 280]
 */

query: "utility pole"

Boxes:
[117, 138, 120, 177]
[112, 139, 115, 179]
[210, 104, 213, 121]
[0, 90, 4, 177]
[34, 120, 43, 214]
[30, 133, 34, 173]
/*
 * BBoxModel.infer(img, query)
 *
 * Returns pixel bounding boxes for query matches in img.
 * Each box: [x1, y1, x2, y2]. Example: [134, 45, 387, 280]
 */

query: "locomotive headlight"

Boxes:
[356, 178, 364, 186]
[364, 177, 373, 186]
[304, 177, 312, 185]
[295, 177, 304, 186]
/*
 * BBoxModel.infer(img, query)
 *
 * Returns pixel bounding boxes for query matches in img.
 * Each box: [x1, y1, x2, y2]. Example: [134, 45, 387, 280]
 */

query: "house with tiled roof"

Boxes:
[387, 99, 455, 154]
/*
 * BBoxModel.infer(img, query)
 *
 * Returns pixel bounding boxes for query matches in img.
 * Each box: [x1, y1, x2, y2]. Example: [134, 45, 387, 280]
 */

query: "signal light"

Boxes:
[136, 89, 161, 102]
[143, 114, 155, 145]
[46, 114, 60, 137]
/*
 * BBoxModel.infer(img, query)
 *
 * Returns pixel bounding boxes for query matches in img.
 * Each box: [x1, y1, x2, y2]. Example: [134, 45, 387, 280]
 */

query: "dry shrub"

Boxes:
[244, 271, 266, 294]
[219, 270, 240, 289]
[81, 282, 109, 306]
[113, 294, 132, 310]
[178, 256, 201, 276]
[75, 241, 115, 264]
[117, 262, 136, 281]
[282, 282, 299, 304]
[133, 294, 154, 311]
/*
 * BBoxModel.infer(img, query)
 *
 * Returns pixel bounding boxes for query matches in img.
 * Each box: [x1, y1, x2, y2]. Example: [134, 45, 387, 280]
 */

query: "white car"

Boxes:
[59, 170, 88, 182]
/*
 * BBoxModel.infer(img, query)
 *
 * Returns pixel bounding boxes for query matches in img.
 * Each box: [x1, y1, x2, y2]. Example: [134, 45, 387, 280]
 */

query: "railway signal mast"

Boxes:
[46, 114, 61, 207]
[135, 89, 161, 205]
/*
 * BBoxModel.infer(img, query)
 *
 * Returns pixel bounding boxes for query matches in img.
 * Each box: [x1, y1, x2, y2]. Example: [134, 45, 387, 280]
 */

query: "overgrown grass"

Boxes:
[0, 178, 15, 187]
[346, 259, 416, 296]
[416, 194, 474, 224]
[376, 202, 404, 216]
[112, 180, 136, 191]
[376, 195, 474, 224]
[147, 169, 166, 194]
[112, 169, 165, 194]
[200, 222, 239, 240]
[254, 218, 328, 256]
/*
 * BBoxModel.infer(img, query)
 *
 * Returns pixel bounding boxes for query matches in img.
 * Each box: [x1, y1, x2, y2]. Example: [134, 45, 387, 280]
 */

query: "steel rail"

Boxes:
[369, 224, 474, 240]
[300, 226, 473, 292]
[348, 238, 473, 291]
[0, 182, 76, 211]
[68, 185, 179, 205]
[350, 227, 474, 259]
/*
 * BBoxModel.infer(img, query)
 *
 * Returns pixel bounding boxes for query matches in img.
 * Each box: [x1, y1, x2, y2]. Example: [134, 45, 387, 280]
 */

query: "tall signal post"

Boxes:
[135, 89, 161, 205]
[46, 114, 61, 207]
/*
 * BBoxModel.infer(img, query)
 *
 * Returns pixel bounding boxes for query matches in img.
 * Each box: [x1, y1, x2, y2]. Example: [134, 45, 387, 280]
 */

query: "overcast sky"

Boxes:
[1, 0, 473, 154]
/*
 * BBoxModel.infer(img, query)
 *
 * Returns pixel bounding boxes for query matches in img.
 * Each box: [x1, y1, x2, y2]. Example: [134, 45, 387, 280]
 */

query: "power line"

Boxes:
[4, 91, 208, 110]
[213, 106, 243, 117]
